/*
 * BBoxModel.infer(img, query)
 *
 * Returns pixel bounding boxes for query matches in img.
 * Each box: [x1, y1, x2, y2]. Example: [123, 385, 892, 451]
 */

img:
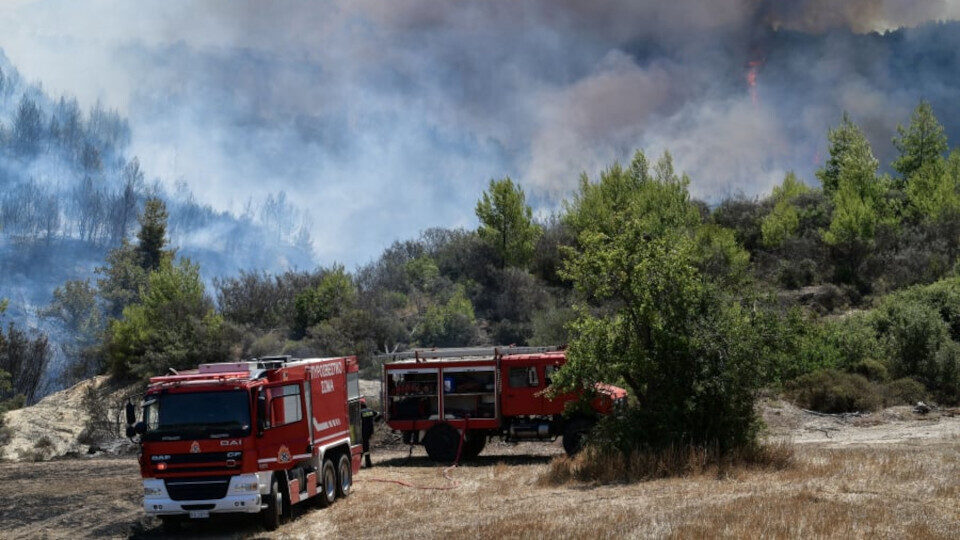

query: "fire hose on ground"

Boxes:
[364, 418, 468, 491]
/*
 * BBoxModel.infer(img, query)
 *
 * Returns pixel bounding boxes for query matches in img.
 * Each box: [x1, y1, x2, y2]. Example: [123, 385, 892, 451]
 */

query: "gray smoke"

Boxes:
[2, 0, 960, 266]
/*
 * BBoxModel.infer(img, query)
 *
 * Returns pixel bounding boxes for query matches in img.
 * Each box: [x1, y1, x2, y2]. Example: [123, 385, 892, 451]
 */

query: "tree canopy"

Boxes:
[475, 177, 542, 268]
[893, 100, 948, 183]
[136, 197, 170, 271]
[554, 161, 763, 453]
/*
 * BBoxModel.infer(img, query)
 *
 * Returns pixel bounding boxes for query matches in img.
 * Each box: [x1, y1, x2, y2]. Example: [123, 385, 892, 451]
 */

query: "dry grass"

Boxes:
[308, 441, 960, 539]
[3, 409, 959, 538]
[540, 442, 795, 485]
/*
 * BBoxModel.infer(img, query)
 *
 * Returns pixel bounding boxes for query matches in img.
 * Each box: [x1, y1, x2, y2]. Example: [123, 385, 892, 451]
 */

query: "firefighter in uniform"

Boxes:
[360, 398, 380, 468]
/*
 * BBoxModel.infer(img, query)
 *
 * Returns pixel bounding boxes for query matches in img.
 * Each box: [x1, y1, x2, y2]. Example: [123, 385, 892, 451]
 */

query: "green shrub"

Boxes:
[787, 369, 883, 413]
[864, 278, 960, 403]
[414, 286, 478, 347]
[875, 299, 949, 380]
[849, 359, 890, 382]
[931, 340, 960, 404]
[766, 310, 892, 387]
[882, 378, 928, 406]
[530, 306, 575, 346]
[777, 258, 818, 290]
[889, 277, 960, 341]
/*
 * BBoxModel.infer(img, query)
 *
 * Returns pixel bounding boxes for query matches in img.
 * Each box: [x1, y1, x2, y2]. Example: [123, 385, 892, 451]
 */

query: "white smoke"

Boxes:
[2, 0, 960, 265]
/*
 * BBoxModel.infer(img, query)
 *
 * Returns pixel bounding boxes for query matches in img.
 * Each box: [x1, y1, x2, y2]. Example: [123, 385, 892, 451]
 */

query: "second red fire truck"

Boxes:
[380, 346, 627, 461]
[125, 355, 363, 531]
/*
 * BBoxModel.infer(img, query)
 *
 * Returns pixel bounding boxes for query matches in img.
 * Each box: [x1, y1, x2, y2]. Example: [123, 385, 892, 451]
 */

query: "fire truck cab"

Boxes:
[380, 346, 626, 462]
[125, 356, 363, 531]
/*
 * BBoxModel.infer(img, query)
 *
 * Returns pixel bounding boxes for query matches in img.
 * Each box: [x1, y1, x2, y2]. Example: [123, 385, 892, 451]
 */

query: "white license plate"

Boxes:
[189, 510, 210, 519]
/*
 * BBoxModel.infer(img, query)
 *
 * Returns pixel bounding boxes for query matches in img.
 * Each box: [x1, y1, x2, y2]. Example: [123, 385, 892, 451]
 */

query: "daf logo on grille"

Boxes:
[190, 441, 201, 453]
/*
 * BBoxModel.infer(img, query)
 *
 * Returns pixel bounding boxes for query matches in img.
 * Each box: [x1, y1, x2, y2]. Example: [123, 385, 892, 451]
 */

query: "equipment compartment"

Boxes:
[386, 369, 439, 420]
[441, 367, 496, 419]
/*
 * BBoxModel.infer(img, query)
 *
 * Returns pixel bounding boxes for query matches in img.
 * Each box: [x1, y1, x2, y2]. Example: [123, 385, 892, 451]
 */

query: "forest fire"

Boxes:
[746, 59, 764, 105]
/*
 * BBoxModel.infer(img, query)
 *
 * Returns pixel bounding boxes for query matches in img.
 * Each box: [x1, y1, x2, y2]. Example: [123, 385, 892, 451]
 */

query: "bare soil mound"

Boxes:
[1, 376, 138, 461]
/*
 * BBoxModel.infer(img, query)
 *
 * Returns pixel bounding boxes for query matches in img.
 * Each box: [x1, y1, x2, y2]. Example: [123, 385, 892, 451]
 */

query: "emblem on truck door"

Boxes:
[277, 445, 292, 463]
[190, 441, 201, 453]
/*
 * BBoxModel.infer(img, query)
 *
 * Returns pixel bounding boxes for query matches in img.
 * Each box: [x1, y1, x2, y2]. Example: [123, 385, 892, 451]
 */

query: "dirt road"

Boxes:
[2, 404, 959, 539]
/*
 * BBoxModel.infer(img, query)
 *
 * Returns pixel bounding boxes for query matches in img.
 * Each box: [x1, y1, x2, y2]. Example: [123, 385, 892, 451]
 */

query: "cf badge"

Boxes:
[190, 440, 201, 453]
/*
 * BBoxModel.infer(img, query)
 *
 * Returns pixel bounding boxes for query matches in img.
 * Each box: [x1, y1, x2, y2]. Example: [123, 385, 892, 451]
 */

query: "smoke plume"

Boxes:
[1, 0, 960, 266]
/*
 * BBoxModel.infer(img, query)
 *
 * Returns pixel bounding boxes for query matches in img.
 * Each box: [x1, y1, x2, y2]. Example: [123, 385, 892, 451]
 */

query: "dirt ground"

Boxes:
[2, 402, 959, 539]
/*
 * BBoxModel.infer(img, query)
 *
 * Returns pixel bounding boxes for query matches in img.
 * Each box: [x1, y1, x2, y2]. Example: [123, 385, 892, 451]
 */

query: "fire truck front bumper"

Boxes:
[142, 474, 265, 516]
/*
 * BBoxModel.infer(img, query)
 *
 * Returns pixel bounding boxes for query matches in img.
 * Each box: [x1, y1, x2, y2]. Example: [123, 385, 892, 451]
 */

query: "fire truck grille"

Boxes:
[164, 477, 230, 501]
[151, 452, 242, 473]
[152, 452, 240, 465]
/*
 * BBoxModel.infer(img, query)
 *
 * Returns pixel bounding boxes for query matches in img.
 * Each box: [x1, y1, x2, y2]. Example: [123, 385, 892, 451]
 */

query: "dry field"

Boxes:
[1, 402, 958, 539]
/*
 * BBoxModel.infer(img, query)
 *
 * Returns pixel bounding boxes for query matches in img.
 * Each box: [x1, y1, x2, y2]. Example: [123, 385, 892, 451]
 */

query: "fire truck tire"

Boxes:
[159, 516, 182, 533]
[318, 458, 338, 507]
[562, 417, 594, 456]
[336, 454, 352, 498]
[461, 432, 486, 460]
[262, 476, 284, 531]
[423, 423, 460, 463]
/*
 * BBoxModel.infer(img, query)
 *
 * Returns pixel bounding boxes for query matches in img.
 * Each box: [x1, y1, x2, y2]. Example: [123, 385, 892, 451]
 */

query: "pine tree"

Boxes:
[893, 100, 948, 184]
[821, 116, 896, 284]
[817, 112, 859, 195]
[761, 172, 811, 247]
[475, 177, 542, 268]
[136, 197, 169, 271]
[13, 95, 42, 156]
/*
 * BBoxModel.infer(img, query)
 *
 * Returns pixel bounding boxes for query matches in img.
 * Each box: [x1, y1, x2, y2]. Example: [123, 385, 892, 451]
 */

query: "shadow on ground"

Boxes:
[375, 453, 554, 468]
[128, 506, 324, 539]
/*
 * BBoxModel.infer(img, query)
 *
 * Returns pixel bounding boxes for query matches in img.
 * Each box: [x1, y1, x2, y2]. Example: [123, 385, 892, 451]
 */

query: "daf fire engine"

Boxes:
[124, 356, 364, 531]
[380, 346, 627, 461]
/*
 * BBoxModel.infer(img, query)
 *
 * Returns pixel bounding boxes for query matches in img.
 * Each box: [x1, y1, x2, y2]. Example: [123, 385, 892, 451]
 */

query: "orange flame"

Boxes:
[746, 59, 763, 105]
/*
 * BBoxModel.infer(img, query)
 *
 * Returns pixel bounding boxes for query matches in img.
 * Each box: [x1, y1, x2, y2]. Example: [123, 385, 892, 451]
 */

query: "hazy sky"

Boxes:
[2, 0, 960, 267]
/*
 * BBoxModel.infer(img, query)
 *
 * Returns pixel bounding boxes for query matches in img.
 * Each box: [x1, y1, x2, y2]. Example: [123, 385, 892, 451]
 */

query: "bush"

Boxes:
[247, 330, 287, 358]
[800, 284, 850, 314]
[530, 305, 575, 346]
[777, 258, 819, 290]
[849, 359, 890, 382]
[78, 383, 112, 446]
[413, 287, 478, 347]
[541, 442, 794, 484]
[931, 340, 960, 404]
[293, 265, 357, 338]
[876, 299, 949, 382]
[882, 378, 928, 406]
[772, 314, 862, 383]
[787, 369, 883, 413]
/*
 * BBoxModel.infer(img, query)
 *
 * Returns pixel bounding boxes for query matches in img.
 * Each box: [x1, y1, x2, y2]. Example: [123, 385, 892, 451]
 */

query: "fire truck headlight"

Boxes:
[143, 480, 164, 497]
[231, 475, 261, 493]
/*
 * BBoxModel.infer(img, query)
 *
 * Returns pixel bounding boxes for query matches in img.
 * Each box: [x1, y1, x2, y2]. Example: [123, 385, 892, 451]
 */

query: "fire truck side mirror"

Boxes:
[256, 391, 267, 436]
[125, 422, 145, 438]
[125, 402, 135, 426]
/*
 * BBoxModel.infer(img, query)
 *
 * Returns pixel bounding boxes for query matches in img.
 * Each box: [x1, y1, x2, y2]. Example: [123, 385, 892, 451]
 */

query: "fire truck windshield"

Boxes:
[142, 390, 251, 440]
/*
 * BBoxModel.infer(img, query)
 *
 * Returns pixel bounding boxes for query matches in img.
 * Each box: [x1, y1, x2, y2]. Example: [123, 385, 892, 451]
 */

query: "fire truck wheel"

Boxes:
[262, 476, 284, 531]
[159, 516, 182, 533]
[461, 432, 486, 460]
[562, 417, 595, 456]
[336, 454, 352, 498]
[318, 458, 338, 507]
[423, 423, 459, 463]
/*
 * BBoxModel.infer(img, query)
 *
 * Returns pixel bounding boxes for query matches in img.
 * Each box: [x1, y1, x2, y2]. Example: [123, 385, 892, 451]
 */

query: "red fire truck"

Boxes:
[124, 356, 364, 531]
[380, 346, 627, 461]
